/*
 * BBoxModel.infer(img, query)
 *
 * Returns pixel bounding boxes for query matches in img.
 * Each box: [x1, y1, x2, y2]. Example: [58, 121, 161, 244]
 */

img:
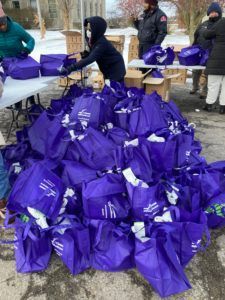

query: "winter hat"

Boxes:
[207, 2, 222, 16]
[0, 1, 7, 25]
[144, 0, 158, 6]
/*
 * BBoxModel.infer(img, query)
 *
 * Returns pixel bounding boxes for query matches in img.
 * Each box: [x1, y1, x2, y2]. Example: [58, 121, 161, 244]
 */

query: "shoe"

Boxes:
[219, 105, 225, 114]
[203, 104, 213, 112]
[190, 89, 198, 95]
[199, 94, 206, 100]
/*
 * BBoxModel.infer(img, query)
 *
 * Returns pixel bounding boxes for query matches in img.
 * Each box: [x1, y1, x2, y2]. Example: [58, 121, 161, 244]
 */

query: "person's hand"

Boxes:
[80, 50, 89, 59]
[59, 66, 69, 76]
[17, 48, 30, 59]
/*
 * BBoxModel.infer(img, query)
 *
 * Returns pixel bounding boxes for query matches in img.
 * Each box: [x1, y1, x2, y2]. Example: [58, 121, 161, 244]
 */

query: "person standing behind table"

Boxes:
[190, 2, 222, 99]
[132, 0, 167, 59]
[0, 1, 35, 108]
[60, 16, 126, 84]
[203, 17, 225, 114]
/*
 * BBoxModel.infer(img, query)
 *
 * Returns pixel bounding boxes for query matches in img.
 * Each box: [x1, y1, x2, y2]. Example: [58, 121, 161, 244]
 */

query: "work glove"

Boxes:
[17, 48, 30, 59]
[80, 50, 89, 59]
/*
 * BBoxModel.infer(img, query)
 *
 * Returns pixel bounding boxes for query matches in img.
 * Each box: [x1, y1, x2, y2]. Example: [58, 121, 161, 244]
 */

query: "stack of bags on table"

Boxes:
[2, 81, 225, 298]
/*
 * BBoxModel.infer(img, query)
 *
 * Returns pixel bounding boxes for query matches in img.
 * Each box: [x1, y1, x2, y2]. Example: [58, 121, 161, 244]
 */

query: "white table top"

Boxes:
[128, 59, 206, 70]
[0, 76, 58, 109]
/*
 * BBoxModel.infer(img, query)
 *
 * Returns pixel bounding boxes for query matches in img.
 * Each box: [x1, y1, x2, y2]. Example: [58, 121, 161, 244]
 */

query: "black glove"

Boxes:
[80, 50, 89, 59]
[59, 66, 70, 76]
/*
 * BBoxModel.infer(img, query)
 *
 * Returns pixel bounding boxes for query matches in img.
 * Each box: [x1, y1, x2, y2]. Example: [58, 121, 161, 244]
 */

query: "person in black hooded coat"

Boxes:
[190, 2, 222, 98]
[60, 16, 126, 83]
[203, 10, 225, 114]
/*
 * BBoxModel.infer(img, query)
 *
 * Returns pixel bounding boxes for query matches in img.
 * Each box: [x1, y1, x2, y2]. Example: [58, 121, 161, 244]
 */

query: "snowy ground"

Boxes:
[28, 28, 190, 66]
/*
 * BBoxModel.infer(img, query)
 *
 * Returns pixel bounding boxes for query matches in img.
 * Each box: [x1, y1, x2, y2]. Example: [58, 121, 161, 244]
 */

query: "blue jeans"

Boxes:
[0, 152, 10, 200]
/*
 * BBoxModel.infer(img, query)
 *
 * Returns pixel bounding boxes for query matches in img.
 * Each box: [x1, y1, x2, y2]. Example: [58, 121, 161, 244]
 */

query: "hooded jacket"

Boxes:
[70, 17, 126, 82]
[0, 17, 35, 58]
[193, 3, 222, 50]
[204, 17, 225, 75]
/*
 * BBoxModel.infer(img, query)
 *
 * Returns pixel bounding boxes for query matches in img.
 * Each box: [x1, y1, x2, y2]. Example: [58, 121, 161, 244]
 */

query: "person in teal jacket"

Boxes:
[0, 15, 35, 58]
[0, 4, 35, 108]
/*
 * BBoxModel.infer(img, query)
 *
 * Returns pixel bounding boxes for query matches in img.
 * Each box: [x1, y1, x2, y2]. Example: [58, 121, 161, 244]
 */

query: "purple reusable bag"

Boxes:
[129, 93, 168, 137]
[178, 46, 202, 66]
[82, 173, 130, 220]
[104, 126, 130, 146]
[69, 93, 105, 128]
[61, 160, 98, 191]
[28, 111, 69, 161]
[40, 54, 67, 76]
[72, 127, 116, 170]
[134, 229, 191, 298]
[7, 162, 65, 221]
[14, 218, 52, 273]
[125, 181, 167, 220]
[143, 46, 175, 65]
[124, 142, 153, 183]
[88, 219, 135, 272]
[2, 57, 40, 79]
[142, 136, 177, 174]
[51, 218, 90, 275]
[148, 208, 209, 267]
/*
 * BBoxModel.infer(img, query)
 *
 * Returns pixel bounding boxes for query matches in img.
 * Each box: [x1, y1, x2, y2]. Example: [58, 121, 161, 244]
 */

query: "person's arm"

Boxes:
[16, 24, 35, 53]
[154, 15, 167, 45]
[68, 43, 106, 72]
[193, 25, 200, 45]
[133, 18, 139, 29]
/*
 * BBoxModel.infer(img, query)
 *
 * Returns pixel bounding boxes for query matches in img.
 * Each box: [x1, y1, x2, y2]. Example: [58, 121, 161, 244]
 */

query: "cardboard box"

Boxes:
[0, 131, 5, 146]
[105, 35, 125, 54]
[125, 69, 151, 88]
[163, 68, 187, 85]
[130, 35, 139, 45]
[58, 69, 92, 87]
[143, 73, 180, 101]
[61, 30, 83, 54]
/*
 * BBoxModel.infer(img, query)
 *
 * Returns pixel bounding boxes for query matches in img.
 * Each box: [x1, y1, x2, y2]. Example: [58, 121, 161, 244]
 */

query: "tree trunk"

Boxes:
[63, 11, 70, 30]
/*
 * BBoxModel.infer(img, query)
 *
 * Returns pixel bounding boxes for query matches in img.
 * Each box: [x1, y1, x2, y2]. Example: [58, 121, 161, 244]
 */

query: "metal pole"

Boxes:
[80, 0, 85, 49]
[36, 0, 42, 31]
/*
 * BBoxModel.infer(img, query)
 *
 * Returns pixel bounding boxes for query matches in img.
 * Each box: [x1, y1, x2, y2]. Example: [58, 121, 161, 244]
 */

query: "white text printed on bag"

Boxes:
[39, 179, 57, 197]
[143, 202, 160, 215]
[77, 109, 91, 124]
[51, 238, 63, 256]
[102, 201, 117, 219]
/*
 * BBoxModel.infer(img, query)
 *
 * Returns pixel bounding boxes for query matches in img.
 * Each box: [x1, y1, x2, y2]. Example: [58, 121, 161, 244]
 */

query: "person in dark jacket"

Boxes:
[203, 16, 225, 114]
[190, 2, 222, 98]
[132, 0, 167, 58]
[60, 16, 126, 83]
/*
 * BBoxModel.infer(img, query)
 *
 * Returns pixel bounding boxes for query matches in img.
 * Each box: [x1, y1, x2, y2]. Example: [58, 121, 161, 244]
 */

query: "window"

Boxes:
[48, 0, 58, 19]
[30, 0, 37, 9]
[12, 1, 20, 9]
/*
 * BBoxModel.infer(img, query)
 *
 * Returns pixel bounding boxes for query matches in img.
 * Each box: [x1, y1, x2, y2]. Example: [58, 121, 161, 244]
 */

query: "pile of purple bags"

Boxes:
[2, 82, 225, 298]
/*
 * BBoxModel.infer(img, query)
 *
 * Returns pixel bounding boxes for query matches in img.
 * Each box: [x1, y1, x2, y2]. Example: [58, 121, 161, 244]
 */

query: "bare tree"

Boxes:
[166, 0, 225, 42]
[57, 0, 74, 30]
[117, 0, 143, 18]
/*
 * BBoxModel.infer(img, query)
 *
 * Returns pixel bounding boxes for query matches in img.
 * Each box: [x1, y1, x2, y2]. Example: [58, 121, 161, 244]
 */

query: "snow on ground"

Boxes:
[28, 28, 190, 66]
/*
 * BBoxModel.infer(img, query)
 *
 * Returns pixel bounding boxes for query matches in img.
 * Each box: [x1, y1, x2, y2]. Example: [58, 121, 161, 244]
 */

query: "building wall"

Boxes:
[4, 0, 106, 28]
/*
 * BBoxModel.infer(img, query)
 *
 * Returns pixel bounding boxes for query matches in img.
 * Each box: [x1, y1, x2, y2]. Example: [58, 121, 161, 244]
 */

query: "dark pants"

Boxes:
[15, 95, 36, 110]
[139, 43, 154, 59]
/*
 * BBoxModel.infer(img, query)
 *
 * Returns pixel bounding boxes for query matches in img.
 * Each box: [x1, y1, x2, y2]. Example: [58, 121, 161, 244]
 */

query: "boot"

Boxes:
[219, 105, 225, 114]
[190, 89, 198, 95]
[199, 93, 207, 100]
[203, 104, 213, 112]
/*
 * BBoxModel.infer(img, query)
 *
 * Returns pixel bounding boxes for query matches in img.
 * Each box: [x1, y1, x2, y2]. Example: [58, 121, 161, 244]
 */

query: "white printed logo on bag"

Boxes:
[39, 179, 57, 198]
[51, 238, 64, 256]
[143, 202, 159, 215]
[77, 109, 91, 123]
[102, 201, 117, 219]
